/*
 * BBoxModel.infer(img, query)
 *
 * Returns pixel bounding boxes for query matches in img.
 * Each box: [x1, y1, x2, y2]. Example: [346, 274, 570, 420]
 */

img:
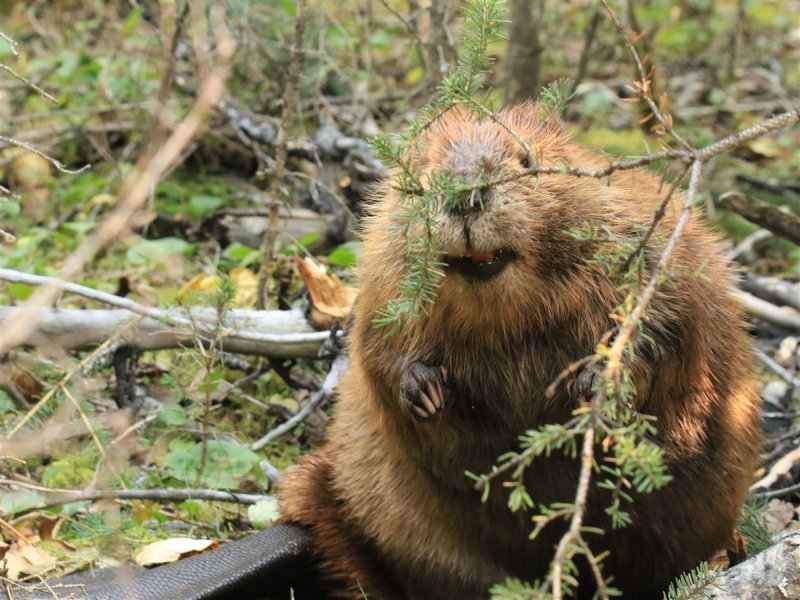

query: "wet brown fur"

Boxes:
[277, 103, 762, 599]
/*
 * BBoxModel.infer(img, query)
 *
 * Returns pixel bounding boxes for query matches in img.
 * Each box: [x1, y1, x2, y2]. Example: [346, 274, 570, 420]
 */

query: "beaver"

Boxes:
[278, 103, 762, 599]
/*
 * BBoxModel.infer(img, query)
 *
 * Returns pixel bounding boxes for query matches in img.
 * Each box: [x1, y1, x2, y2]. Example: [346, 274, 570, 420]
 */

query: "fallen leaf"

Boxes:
[746, 138, 782, 158]
[134, 537, 217, 567]
[3, 541, 56, 580]
[179, 273, 220, 297]
[765, 498, 796, 533]
[230, 267, 258, 307]
[10, 512, 64, 543]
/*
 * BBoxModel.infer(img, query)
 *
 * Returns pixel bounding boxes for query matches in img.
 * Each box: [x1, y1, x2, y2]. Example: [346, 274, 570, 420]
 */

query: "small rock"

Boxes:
[762, 380, 790, 408]
[776, 337, 799, 369]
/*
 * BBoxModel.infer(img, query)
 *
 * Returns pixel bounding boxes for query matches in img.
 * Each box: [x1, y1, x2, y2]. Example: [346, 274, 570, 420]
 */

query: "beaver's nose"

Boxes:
[447, 184, 493, 215]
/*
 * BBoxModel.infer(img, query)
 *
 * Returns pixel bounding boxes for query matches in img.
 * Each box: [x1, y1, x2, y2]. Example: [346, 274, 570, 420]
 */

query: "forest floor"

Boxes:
[0, 0, 799, 593]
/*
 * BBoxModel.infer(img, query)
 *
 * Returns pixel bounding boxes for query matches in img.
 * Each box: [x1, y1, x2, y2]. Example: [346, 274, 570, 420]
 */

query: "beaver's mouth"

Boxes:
[445, 250, 517, 281]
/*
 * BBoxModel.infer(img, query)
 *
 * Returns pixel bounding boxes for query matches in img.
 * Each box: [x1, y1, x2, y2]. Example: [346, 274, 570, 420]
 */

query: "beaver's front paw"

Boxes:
[566, 366, 597, 400]
[400, 362, 450, 421]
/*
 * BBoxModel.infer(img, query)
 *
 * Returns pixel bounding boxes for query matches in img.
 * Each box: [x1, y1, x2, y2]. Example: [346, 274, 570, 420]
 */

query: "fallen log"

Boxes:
[740, 273, 800, 312]
[718, 191, 800, 244]
[0, 306, 328, 358]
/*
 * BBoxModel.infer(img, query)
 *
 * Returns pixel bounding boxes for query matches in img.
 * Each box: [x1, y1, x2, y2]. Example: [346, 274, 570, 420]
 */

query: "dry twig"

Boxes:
[256, 0, 308, 309]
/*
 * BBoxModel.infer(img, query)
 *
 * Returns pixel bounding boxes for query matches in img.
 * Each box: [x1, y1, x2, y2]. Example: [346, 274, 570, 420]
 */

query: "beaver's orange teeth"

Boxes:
[445, 250, 517, 281]
[465, 252, 495, 263]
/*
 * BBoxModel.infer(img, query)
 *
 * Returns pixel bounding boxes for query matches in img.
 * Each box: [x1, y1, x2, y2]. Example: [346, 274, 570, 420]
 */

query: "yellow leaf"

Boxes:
[747, 138, 782, 158]
[404, 66, 424, 86]
[178, 274, 220, 297]
[87, 193, 116, 208]
[230, 267, 258, 307]
[135, 538, 216, 567]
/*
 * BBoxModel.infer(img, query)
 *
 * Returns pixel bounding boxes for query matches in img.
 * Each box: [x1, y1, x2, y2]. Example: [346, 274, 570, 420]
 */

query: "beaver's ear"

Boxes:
[501, 101, 565, 134]
[501, 101, 541, 127]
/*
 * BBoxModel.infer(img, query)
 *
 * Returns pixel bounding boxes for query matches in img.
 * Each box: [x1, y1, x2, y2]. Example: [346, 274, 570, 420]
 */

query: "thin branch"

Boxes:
[545, 161, 703, 597]
[551, 418, 597, 600]
[0, 483, 271, 512]
[250, 387, 328, 451]
[256, 0, 307, 309]
[698, 108, 799, 161]
[605, 160, 702, 372]
[0, 31, 19, 56]
[61, 384, 127, 489]
[618, 163, 690, 275]
[467, 109, 800, 188]
[569, 7, 603, 99]
[599, 0, 693, 152]
[5, 323, 137, 437]
[0, 135, 89, 174]
[0, 63, 57, 103]
[754, 481, 800, 499]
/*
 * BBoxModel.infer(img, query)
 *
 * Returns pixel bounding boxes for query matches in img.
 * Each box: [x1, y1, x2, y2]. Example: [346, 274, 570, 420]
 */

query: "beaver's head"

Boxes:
[399, 104, 615, 333]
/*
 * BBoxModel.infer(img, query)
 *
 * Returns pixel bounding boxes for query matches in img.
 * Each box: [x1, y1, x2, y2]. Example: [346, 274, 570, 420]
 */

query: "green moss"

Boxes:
[573, 127, 650, 157]
[41, 453, 97, 489]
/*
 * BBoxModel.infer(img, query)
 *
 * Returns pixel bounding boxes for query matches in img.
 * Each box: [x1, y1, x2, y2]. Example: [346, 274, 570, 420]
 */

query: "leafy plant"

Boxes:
[163, 439, 262, 490]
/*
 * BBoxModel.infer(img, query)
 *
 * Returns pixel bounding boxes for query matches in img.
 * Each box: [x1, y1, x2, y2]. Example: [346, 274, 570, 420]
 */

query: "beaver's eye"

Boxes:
[519, 155, 530, 169]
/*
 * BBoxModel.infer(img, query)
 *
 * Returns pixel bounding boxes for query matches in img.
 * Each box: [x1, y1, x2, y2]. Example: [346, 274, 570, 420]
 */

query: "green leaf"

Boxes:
[0, 389, 16, 412]
[120, 5, 144, 36]
[327, 241, 359, 268]
[50, 500, 91, 517]
[126, 237, 192, 266]
[157, 403, 189, 426]
[224, 242, 256, 260]
[56, 50, 79, 79]
[61, 221, 96, 235]
[248, 498, 281, 529]
[1, 491, 45, 516]
[6, 282, 32, 300]
[0, 200, 20, 217]
[187, 195, 223, 220]
[282, 232, 321, 255]
[163, 440, 260, 490]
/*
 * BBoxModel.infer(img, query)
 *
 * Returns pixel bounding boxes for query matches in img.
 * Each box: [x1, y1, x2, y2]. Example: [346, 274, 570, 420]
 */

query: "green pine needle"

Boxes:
[662, 562, 721, 600]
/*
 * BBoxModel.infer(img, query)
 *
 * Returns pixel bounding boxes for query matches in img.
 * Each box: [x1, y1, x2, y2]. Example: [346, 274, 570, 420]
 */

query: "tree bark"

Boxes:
[505, 0, 544, 103]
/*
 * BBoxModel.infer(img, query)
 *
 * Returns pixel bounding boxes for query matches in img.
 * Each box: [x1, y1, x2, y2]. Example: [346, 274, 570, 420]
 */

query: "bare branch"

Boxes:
[0, 135, 90, 174]
[0, 480, 271, 512]
[599, 0, 694, 152]
[0, 31, 19, 56]
[256, 0, 307, 309]
[0, 64, 57, 103]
